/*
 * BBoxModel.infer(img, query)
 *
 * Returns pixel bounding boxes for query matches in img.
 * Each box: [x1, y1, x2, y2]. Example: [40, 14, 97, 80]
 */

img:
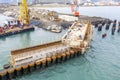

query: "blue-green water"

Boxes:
[0, 6, 120, 80]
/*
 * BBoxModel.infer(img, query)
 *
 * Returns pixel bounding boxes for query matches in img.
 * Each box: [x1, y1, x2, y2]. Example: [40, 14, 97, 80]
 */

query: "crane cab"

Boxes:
[4, 19, 18, 26]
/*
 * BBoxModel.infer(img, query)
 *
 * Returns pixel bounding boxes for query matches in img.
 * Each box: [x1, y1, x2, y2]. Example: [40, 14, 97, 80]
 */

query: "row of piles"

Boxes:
[0, 49, 82, 80]
[93, 20, 120, 36]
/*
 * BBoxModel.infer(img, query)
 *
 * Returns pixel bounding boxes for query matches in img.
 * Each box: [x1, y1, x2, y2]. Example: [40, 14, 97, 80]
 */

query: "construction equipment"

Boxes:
[48, 11, 55, 21]
[19, 0, 30, 25]
[71, 0, 80, 17]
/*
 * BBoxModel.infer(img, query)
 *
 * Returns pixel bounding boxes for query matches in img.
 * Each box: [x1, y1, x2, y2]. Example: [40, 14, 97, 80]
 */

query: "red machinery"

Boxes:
[71, 0, 80, 17]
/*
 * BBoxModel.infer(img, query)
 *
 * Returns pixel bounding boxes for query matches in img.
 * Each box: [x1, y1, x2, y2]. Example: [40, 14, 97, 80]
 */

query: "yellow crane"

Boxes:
[19, 0, 30, 25]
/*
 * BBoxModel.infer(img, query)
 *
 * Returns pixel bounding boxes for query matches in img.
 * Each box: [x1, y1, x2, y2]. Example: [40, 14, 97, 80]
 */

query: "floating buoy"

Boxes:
[102, 33, 107, 38]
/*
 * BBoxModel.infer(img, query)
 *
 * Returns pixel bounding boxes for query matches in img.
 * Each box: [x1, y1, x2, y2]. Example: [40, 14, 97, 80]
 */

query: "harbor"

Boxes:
[0, 1, 120, 80]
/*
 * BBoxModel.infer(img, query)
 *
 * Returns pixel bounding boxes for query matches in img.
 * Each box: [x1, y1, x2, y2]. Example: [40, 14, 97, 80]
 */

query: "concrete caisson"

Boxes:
[46, 58, 52, 67]
[0, 69, 7, 80]
[21, 64, 29, 75]
[14, 66, 22, 77]
[28, 62, 35, 72]
[6, 68, 15, 79]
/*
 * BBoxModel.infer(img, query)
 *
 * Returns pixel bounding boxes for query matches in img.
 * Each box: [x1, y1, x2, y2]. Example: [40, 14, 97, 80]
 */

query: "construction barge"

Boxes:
[0, 19, 34, 37]
[0, 14, 35, 38]
[0, 0, 35, 38]
[0, 21, 94, 80]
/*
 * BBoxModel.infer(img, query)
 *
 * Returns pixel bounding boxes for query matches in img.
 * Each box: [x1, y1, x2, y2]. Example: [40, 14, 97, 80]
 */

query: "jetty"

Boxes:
[0, 21, 93, 80]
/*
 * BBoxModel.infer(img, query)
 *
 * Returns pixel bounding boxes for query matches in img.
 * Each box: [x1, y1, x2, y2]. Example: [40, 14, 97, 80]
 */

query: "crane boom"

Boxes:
[19, 0, 30, 25]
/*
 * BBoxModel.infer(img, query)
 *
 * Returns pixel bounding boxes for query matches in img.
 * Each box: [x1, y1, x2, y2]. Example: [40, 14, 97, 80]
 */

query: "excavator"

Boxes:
[71, 0, 80, 17]
[19, 0, 30, 25]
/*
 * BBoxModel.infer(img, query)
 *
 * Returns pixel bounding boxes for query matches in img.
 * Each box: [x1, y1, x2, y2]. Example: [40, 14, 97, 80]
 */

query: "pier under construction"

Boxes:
[0, 21, 93, 80]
